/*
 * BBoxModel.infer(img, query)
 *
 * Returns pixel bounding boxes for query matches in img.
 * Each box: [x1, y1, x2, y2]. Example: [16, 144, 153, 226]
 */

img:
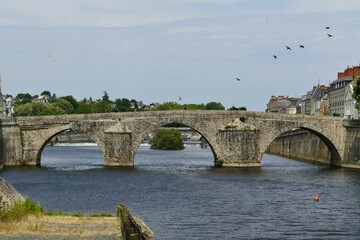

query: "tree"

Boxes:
[14, 102, 50, 116]
[61, 95, 79, 110]
[131, 99, 138, 109]
[15, 93, 33, 102]
[41, 90, 51, 97]
[38, 105, 66, 115]
[205, 102, 225, 110]
[53, 99, 74, 114]
[150, 129, 184, 150]
[75, 102, 94, 114]
[102, 91, 110, 102]
[156, 102, 183, 110]
[114, 98, 132, 112]
[93, 101, 113, 113]
[352, 75, 360, 110]
[228, 106, 247, 111]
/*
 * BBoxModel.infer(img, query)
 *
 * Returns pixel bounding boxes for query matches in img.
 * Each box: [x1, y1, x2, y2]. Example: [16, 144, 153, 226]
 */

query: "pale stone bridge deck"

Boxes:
[1, 110, 360, 168]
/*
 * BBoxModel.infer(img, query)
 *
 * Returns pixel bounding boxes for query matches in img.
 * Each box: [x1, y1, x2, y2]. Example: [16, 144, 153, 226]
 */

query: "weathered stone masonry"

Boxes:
[0, 110, 359, 169]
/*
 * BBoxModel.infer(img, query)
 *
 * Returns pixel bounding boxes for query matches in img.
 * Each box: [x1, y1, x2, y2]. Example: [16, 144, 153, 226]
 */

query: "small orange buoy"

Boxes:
[314, 193, 320, 201]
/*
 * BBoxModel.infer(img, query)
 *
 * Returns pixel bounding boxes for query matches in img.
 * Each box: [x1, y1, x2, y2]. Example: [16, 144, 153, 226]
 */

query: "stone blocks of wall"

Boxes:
[266, 130, 331, 164]
[1, 120, 23, 167]
[217, 129, 261, 167]
[0, 177, 24, 211]
[117, 204, 154, 240]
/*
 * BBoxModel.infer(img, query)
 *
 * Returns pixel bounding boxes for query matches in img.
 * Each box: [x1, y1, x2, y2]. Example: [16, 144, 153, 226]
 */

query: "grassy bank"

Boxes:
[0, 197, 120, 239]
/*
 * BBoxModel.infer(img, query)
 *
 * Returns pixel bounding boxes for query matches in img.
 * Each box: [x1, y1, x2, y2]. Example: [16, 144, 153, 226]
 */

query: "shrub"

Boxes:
[150, 129, 185, 150]
[0, 197, 44, 222]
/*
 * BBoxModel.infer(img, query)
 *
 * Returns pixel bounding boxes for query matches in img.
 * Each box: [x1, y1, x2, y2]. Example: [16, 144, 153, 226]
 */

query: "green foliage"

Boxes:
[184, 103, 206, 110]
[205, 102, 225, 110]
[14, 102, 66, 116]
[215, 159, 223, 167]
[228, 106, 247, 111]
[11, 90, 228, 115]
[0, 197, 44, 222]
[15, 93, 33, 103]
[61, 95, 79, 110]
[156, 102, 184, 110]
[153, 102, 208, 110]
[38, 105, 66, 116]
[239, 116, 247, 122]
[53, 99, 74, 113]
[89, 213, 113, 217]
[0, 197, 112, 222]
[114, 98, 132, 112]
[150, 129, 185, 150]
[75, 101, 113, 114]
[102, 91, 110, 102]
[40, 90, 51, 97]
[352, 76, 360, 110]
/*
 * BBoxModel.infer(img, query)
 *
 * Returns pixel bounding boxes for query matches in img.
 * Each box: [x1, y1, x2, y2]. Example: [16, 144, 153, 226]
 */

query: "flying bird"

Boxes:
[286, 46, 291, 50]
[326, 26, 330, 29]
[236, 78, 241, 81]
[273, 55, 277, 59]
[327, 34, 333, 37]
[299, 45, 305, 48]
[179, 96, 182, 101]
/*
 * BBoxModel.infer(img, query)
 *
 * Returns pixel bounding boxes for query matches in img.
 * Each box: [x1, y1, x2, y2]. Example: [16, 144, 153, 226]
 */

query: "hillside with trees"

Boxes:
[8, 90, 246, 116]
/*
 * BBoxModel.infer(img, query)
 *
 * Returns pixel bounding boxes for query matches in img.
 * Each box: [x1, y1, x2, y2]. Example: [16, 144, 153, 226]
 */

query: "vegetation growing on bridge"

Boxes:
[352, 75, 360, 110]
[150, 129, 185, 150]
[9, 90, 246, 116]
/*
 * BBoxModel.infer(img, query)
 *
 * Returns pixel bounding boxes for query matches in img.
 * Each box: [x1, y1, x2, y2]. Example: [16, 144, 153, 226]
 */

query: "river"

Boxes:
[1, 143, 360, 239]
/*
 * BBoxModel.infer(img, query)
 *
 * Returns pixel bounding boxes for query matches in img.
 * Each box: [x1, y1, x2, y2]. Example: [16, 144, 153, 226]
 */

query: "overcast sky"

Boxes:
[1, 0, 360, 111]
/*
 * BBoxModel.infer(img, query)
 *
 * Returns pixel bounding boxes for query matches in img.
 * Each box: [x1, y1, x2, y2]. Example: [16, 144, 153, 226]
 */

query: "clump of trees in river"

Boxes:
[150, 129, 185, 150]
[7, 90, 246, 117]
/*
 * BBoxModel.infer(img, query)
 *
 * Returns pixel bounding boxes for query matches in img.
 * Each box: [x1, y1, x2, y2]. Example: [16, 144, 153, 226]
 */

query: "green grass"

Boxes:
[1, 197, 112, 222]
[0, 197, 44, 222]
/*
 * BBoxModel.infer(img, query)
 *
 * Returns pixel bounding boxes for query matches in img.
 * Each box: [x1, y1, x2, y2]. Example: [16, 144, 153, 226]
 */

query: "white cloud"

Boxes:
[283, 0, 360, 14]
[169, 26, 229, 34]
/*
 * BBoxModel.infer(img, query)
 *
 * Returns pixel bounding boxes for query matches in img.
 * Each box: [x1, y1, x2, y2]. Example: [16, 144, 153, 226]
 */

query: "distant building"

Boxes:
[301, 85, 330, 116]
[35, 95, 50, 103]
[265, 96, 300, 114]
[329, 65, 360, 117]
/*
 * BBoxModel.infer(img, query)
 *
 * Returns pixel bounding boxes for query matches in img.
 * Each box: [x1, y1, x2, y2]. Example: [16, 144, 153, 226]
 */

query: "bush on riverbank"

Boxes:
[150, 129, 185, 150]
[0, 196, 113, 222]
[0, 197, 44, 222]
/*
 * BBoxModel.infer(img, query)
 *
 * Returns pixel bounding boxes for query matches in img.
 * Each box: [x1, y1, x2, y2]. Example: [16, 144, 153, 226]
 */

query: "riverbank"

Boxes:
[0, 215, 119, 239]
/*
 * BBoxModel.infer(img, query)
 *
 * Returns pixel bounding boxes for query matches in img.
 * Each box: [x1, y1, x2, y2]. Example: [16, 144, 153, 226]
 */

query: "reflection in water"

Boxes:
[1, 143, 360, 239]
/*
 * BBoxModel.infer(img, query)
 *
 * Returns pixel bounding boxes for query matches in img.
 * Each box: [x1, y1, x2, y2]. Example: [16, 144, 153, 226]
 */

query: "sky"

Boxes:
[1, 0, 360, 111]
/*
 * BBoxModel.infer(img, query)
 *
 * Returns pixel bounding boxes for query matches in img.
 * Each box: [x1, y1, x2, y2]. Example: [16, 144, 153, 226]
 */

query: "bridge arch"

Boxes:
[259, 124, 341, 165]
[131, 120, 218, 165]
[24, 124, 107, 166]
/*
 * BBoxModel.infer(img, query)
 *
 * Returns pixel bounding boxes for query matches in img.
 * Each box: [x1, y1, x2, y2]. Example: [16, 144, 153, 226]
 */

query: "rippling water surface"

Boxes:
[1, 143, 360, 239]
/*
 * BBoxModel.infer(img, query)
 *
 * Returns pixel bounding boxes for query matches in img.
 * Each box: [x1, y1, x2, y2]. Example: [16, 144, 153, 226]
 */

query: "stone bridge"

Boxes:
[1, 110, 360, 168]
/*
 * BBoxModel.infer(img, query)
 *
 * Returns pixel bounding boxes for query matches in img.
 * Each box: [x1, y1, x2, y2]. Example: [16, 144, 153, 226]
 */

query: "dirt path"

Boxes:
[0, 215, 121, 239]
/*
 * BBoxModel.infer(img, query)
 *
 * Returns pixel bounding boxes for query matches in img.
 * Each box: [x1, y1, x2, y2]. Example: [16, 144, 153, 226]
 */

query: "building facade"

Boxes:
[301, 85, 329, 116]
[265, 96, 300, 114]
[329, 65, 360, 117]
